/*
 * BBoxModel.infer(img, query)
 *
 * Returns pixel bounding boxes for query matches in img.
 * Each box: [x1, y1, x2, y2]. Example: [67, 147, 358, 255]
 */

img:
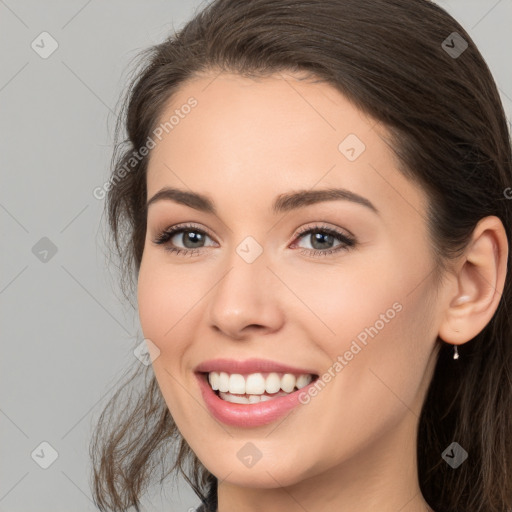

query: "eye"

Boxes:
[152, 222, 357, 257]
[292, 223, 356, 257]
[152, 223, 216, 256]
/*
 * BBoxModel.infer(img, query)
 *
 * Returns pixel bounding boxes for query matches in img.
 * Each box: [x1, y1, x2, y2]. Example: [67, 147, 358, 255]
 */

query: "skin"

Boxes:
[137, 71, 508, 512]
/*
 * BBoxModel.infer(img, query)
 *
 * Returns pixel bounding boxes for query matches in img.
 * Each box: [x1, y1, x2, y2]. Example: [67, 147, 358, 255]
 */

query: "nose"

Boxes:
[206, 245, 285, 340]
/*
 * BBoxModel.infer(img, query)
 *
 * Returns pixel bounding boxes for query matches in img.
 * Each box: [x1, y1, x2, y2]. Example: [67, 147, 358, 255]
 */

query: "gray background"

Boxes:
[1, 1, 511, 511]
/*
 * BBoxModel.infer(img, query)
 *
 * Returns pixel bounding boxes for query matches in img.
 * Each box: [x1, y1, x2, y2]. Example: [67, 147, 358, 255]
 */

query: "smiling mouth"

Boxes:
[202, 371, 319, 404]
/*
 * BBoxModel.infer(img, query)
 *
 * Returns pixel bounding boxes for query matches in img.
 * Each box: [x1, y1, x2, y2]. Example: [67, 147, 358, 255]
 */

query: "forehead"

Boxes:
[146, 71, 428, 225]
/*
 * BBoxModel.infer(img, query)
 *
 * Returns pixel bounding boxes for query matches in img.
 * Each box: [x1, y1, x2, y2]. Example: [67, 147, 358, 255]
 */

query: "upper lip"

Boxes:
[195, 358, 318, 376]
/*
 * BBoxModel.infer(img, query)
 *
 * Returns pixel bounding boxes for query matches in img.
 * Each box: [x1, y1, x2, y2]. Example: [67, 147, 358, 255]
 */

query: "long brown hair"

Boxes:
[89, 1, 512, 510]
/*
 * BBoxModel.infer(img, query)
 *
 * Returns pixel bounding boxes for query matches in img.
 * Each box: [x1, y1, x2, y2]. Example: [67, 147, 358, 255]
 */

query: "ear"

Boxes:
[438, 215, 508, 345]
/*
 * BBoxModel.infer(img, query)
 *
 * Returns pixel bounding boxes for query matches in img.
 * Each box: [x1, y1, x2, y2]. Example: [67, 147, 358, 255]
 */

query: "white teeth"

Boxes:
[281, 373, 296, 393]
[296, 374, 313, 389]
[220, 391, 283, 404]
[228, 374, 245, 394]
[221, 392, 250, 404]
[218, 372, 229, 392]
[245, 373, 266, 394]
[265, 372, 281, 394]
[207, 371, 315, 397]
[209, 372, 219, 391]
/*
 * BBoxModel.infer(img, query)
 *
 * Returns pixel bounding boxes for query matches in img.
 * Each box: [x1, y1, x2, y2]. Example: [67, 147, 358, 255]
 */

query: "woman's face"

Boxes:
[137, 71, 445, 489]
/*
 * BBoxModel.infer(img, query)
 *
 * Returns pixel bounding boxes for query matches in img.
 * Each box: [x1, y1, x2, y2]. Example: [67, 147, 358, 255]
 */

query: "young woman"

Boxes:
[90, 1, 512, 511]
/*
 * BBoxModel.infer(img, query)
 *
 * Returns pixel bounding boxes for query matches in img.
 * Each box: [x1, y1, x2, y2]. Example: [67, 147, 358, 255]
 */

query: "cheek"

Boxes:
[281, 249, 406, 350]
[287, 249, 436, 397]
[325, 275, 436, 416]
[137, 256, 192, 354]
[136, 257, 198, 417]
[137, 266, 166, 343]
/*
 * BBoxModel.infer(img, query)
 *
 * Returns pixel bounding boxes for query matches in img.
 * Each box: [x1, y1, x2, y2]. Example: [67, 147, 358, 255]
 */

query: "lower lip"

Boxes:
[196, 373, 317, 427]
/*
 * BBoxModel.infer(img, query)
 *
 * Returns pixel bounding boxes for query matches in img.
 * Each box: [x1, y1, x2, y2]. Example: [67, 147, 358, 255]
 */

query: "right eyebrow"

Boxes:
[146, 187, 216, 214]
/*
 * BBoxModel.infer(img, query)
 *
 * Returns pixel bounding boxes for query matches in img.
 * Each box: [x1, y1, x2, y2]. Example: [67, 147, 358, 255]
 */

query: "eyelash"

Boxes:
[152, 222, 356, 258]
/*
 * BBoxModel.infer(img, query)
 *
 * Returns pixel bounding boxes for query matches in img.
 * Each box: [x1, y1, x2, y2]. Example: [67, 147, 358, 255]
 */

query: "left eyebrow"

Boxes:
[145, 186, 379, 216]
[272, 188, 379, 215]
